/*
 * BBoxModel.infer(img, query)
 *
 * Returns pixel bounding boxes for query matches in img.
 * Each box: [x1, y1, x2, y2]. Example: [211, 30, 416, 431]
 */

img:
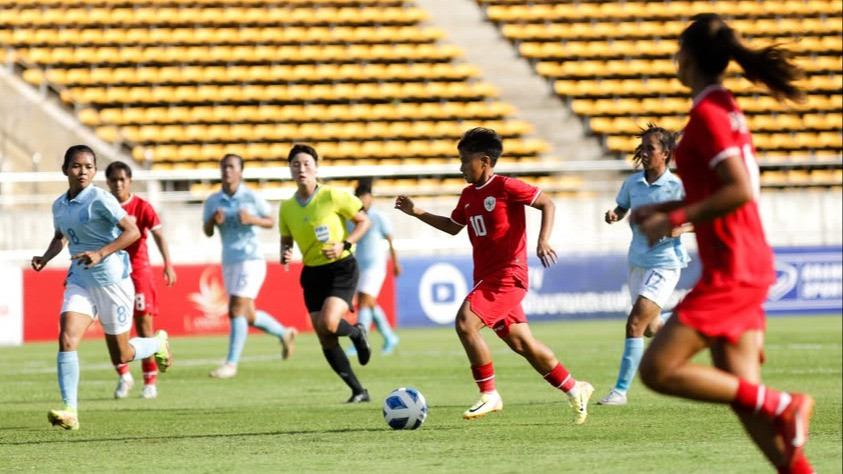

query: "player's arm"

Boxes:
[385, 234, 402, 276]
[530, 192, 558, 267]
[239, 209, 275, 229]
[72, 215, 140, 269]
[150, 227, 177, 286]
[203, 207, 224, 237]
[394, 195, 463, 235]
[346, 209, 371, 245]
[31, 231, 67, 271]
[280, 235, 294, 270]
[635, 153, 751, 244]
[605, 206, 628, 223]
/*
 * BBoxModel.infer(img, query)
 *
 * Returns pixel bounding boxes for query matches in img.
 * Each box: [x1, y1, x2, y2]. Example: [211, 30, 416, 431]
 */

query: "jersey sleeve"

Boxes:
[378, 210, 394, 238]
[615, 176, 632, 209]
[254, 192, 271, 218]
[449, 191, 468, 226]
[333, 188, 363, 220]
[96, 190, 128, 225]
[505, 177, 541, 205]
[278, 201, 291, 237]
[141, 200, 162, 232]
[202, 195, 216, 224]
[694, 103, 744, 169]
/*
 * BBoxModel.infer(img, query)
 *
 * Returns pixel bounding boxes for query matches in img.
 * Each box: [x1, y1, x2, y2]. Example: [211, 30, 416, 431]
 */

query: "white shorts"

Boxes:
[223, 259, 266, 299]
[628, 266, 682, 308]
[356, 263, 387, 297]
[61, 279, 134, 335]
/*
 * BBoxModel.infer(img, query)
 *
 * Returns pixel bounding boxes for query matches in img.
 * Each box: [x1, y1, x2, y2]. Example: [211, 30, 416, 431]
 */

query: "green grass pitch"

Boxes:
[1, 315, 840, 473]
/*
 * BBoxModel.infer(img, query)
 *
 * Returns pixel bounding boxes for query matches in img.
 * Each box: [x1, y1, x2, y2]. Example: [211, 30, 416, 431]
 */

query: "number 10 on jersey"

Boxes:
[469, 215, 487, 236]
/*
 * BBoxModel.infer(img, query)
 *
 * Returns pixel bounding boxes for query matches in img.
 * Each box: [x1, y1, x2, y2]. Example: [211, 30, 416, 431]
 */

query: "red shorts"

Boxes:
[465, 280, 527, 338]
[131, 270, 158, 318]
[676, 281, 769, 344]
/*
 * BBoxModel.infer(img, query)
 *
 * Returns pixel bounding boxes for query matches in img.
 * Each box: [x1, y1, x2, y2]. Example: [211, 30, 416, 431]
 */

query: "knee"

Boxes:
[58, 332, 78, 352]
[625, 317, 647, 338]
[638, 355, 668, 393]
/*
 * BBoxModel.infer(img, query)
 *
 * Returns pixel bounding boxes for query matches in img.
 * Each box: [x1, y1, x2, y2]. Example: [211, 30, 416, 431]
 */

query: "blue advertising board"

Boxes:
[395, 246, 841, 327]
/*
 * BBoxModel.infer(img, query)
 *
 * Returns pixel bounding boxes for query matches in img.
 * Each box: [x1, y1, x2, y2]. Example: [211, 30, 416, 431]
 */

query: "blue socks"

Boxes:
[226, 316, 248, 365]
[57, 351, 79, 409]
[372, 306, 397, 342]
[614, 337, 645, 392]
[357, 307, 374, 331]
[253, 310, 287, 338]
[128, 336, 160, 361]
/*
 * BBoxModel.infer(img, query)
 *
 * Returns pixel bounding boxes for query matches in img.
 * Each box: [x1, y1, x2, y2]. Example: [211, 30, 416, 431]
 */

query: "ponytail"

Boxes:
[681, 13, 804, 102]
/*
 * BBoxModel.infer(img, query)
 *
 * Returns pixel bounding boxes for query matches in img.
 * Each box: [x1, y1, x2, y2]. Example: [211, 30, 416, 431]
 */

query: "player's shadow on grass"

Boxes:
[1, 425, 467, 446]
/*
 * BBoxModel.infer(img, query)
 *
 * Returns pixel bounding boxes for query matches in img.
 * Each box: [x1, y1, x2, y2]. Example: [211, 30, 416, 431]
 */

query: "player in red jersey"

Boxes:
[631, 14, 814, 474]
[106, 161, 177, 400]
[395, 127, 594, 424]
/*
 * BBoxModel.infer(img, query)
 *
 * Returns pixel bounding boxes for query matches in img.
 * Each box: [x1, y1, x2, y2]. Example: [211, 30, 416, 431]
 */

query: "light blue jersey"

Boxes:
[203, 185, 271, 264]
[616, 169, 690, 269]
[52, 185, 130, 287]
[350, 206, 393, 270]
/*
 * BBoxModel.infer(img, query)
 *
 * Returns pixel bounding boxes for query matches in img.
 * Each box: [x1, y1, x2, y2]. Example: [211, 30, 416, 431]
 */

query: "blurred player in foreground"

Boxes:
[279, 144, 373, 403]
[203, 153, 296, 379]
[106, 161, 177, 399]
[346, 179, 401, 357]
[633, 13, 814, 473]
[32, 145, 172, 430]
[395, 128, 594, 424]
[598, 125, 690, 406]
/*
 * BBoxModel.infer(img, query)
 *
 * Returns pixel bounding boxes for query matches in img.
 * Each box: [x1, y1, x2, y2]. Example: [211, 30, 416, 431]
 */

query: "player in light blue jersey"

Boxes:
[346, 179, 401, 356]
[203, 154, 297, 379]
[31, 145, 172, 431]
[598, 125, 691, 406]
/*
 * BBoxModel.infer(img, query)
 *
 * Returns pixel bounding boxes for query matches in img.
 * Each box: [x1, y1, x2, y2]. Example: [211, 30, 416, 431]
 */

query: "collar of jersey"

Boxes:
[295, 184, 321, 206]
[636, 168, 673, 187]
[692, 83, 727, 110]
[63, 183, 95, 204]
[473, 174, 497, 190]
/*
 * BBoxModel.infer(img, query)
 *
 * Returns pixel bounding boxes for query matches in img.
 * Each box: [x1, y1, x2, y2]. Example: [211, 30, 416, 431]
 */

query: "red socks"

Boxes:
[543, 363, 576, 393]
[142, 359, 158, 386]
[471, 362, 496, 393]
[733, 379, 791, 418]
[115, 363, 130, 376]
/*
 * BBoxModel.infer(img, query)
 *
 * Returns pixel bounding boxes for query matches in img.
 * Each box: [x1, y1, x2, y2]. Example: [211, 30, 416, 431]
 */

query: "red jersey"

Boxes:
[450, 175, 540, 286]
[121, 194, 161, 275]
[676, 85, 775, 287]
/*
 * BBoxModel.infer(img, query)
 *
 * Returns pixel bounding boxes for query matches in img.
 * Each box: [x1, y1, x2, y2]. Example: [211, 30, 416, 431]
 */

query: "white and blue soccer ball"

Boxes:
[383, 387, 428, 430]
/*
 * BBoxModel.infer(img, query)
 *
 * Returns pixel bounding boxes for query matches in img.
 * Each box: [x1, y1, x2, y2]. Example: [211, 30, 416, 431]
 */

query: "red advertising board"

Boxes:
[23, 262, 395, 342]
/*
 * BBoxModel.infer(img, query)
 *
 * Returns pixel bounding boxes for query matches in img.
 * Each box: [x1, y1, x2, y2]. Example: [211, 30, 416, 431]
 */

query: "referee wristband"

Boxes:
[342, 240, 352, 251]
[668, 209, 688, 227]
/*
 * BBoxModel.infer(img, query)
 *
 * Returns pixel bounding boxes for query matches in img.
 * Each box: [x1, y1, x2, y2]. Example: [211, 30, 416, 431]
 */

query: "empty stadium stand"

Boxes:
[475, 0, 843, 187]
[0, 0, 558, 197]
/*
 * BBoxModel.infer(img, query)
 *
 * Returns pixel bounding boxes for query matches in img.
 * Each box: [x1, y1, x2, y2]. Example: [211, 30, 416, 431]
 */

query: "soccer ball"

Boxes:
[383, 387, 428, 430]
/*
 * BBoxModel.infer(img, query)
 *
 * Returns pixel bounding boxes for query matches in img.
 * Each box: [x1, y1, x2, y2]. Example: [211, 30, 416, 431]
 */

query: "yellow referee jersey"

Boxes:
[279, 185, 363, 267]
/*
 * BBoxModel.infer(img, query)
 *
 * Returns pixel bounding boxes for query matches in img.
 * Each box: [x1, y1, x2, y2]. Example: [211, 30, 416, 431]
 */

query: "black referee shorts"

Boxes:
[300, 256, 358, 313]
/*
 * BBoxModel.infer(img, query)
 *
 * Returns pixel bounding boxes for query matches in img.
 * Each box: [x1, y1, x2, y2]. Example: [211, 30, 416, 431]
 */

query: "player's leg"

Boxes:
[238, 260, 297, 359]
[502, 322, 594, 425]
[602, 267, 680, 405]
[100, 279, 169, 369]
[134, 312, 159, 399]
[712, 331, 814, 473]
[211, 263, 252, 378]
[50, 309, 94, 430]
[455, 300, 502, 419]
[316, 296, 369, 402]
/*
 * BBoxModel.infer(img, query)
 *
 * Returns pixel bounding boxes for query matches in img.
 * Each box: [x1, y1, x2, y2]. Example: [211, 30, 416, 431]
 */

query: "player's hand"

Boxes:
[605, 209, 619, 224]
[393, 262, 403, 277]
[31, 256, 48, 271]
[213, 208, 226, 225]
[71, 249, 104, 269]
[321, 241, 342, 260]
[637, 212, 672, 246]
[281, 244, 292, 271]
[536, 240, 558, 268]
[163, 266, 177, 286]
[238, 209, 253, 225]
[394, 195, 416, 215]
